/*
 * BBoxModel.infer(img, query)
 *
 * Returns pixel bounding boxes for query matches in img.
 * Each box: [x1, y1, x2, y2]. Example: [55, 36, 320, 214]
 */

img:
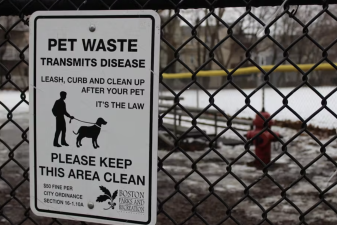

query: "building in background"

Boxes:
[0, 16, 29, 90]
[1, 12, 336, 91]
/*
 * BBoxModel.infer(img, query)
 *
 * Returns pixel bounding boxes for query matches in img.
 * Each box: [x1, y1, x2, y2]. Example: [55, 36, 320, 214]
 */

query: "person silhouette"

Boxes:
[52, 91, 74, 147]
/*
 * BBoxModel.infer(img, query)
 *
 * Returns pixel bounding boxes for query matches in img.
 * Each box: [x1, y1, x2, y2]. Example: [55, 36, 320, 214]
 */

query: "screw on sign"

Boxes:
[246, 111, 282, 167]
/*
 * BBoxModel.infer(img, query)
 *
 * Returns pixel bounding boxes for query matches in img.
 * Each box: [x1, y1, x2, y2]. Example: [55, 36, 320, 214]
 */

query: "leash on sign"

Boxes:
[69, 117, 95, 125]
[69, 117, 101, 128]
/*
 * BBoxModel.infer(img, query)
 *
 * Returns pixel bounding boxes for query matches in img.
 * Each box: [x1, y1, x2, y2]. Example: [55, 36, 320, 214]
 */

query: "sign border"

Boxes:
[30, 11, 158, 225]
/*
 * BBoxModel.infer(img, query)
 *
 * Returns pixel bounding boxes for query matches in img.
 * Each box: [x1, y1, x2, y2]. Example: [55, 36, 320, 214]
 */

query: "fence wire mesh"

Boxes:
[2, 0, 337, 224]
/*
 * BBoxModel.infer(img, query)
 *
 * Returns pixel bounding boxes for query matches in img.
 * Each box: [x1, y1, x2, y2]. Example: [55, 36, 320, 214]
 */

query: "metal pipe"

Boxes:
[162, 63, 337, 79]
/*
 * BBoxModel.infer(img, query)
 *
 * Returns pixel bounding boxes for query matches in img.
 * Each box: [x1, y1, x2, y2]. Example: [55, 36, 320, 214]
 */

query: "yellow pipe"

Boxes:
[162, 63, 337, 79]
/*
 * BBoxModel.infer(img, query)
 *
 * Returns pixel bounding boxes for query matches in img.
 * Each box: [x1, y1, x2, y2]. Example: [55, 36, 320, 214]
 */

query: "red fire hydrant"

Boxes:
[246, 111, 281, 166]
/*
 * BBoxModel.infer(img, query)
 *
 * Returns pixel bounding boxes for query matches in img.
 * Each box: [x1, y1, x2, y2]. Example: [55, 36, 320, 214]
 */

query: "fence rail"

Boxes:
[2, 0, 337, 224]
[162, 63, 337, 79]
[1, 0, 336, 15]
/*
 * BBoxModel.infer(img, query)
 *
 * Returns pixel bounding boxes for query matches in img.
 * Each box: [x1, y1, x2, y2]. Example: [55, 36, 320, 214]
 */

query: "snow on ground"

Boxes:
[158, 125, 337, 223]
[2, 88, 337, 223]
[160, 86, 337, 129]
[2, 86, 337, 128]
[158, 103, 337, 224]
[0, 90, 29, 119]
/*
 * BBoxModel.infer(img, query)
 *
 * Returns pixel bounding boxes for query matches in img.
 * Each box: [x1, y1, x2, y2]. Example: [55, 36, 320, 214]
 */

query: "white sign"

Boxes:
[29, 10, 160, 225]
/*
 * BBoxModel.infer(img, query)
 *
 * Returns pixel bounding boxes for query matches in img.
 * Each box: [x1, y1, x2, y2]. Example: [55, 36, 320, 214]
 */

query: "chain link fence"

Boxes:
[2, 0, 337, 224]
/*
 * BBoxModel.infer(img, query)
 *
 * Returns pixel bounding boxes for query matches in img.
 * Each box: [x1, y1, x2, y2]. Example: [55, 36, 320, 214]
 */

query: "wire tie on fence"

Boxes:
[326, 169, 337, 189]
[325, 128, 337, 188]
[257, 0, 287, 37]
[290, 5, 299, 17]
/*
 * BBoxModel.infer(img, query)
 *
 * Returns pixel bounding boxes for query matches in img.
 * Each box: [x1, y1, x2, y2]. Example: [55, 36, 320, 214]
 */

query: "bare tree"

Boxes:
[0, 17, 10, 86]
[158, 6, 337, 90]
[0, 17, 10, 60]
[0, 16, 29, 89]
[217, 7, 276, 84]
[200, 8, 226, 88]
[267, 5, 337, 86]
[158, 10, 180, 74]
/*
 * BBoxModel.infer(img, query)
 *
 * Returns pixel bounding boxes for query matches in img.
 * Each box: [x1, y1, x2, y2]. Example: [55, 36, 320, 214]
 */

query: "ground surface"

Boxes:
[2, 112, 337, 225]
[159, 86, 337, 129]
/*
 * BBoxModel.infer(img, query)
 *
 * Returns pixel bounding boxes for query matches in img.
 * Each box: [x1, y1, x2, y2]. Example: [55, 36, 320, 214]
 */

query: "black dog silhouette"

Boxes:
[73, 118, 107, 149]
